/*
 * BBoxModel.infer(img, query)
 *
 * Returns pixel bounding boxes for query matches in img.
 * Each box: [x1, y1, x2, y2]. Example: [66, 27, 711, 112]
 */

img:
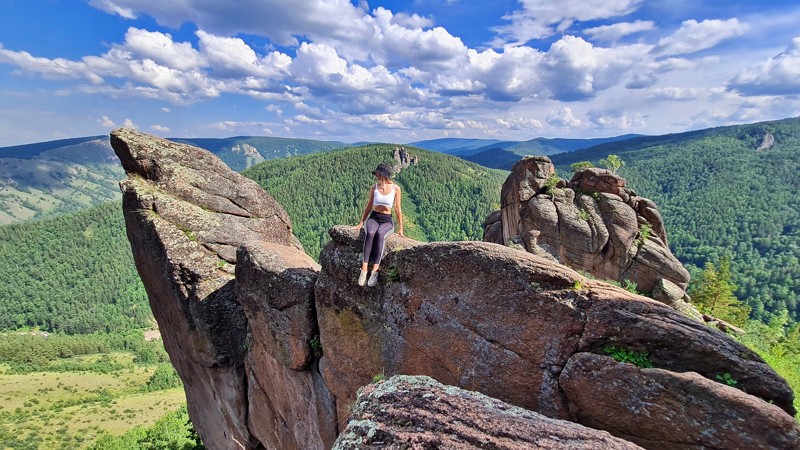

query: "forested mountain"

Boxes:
[550, 117, 800, 322]
[410, 135, 640, 158]
[0, 201, 149, 333]
[0, 135, 350, 224]
[174, 136, 349, 171]
[461, 148, 523, 169]
[408, 138, 513, 155]
[0, 138, 124, 224]
[244, 144, 507, 258]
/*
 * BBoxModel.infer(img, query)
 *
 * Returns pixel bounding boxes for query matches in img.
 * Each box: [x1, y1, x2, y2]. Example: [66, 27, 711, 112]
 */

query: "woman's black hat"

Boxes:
[372, 163, 392, 178]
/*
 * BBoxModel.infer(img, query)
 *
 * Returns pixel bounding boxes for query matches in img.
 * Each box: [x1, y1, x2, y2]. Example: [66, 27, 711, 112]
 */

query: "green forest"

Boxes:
[243, 144, 507, 258]
[0, 201, 150, 334]
[551, 117, 800, 322]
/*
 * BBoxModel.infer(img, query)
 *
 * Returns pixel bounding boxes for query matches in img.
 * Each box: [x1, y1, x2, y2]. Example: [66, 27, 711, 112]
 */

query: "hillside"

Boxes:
[174, 136, 349, 171]
[461, 147, 523, 169]
[550, 117, 800, 322]
[0, 201, 149, 333]
[243, 144, 508, 258]
[0, 135, 350, 224]
[410, 135, 640, 158]
[408, 138, 513, 155]
[0, 138, 124, 224]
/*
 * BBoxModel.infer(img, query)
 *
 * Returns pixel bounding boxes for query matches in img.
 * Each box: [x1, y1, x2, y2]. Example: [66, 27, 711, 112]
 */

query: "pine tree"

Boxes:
[691, 257, 751, 325]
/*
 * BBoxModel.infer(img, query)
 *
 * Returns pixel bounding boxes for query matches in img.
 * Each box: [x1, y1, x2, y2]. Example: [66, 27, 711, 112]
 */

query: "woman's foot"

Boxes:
[357, 269, 368, 286]
[367, 271, 379, 287]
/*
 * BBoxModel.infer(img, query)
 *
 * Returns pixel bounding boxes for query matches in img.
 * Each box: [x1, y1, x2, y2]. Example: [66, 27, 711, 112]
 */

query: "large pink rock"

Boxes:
[316, 225, 797, 448]
[334, 375, 642, 449]
[560, 353, 800, 449]
[112, 128, 327, 449]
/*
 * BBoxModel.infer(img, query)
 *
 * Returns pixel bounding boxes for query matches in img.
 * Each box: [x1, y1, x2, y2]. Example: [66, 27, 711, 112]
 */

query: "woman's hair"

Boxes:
[375, 174, 390, 185]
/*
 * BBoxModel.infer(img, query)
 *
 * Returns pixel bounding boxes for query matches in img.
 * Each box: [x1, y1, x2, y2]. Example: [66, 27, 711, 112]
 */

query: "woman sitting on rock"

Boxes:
[352, 163, 405, 286]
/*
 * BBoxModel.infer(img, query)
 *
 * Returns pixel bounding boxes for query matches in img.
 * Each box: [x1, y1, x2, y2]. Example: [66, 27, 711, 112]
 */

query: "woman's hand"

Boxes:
[352, 221, 364, 231]
[397, 227, 405, 237]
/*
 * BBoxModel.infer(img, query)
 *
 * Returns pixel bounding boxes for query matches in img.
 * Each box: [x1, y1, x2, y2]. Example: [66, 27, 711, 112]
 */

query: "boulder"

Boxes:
[236, 241, 319, 371]
[561, 353, 800, 449]
[333, 375, 642, 449]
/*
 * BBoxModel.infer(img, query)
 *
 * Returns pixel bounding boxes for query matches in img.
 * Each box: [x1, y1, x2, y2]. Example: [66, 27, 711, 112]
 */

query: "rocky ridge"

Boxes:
[112, 129, 799, 450]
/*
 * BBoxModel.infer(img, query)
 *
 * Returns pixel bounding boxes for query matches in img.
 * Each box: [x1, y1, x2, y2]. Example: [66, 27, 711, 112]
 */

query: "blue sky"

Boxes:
[1, 0, 799, 146]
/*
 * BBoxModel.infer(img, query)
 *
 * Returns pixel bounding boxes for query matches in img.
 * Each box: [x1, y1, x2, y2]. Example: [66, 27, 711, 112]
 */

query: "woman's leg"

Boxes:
[367, 221, 393, 287]
[362, 216, 380, 266]
[368, 221, 395, 269]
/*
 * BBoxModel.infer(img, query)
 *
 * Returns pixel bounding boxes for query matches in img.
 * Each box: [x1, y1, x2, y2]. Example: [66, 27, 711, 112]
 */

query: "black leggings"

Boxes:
[363, 212, 394, 265]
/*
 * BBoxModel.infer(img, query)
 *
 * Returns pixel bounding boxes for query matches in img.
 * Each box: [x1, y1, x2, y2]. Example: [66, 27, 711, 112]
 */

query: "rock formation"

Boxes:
[484, 156, 695, 315]
[334, 375, 642, 449]
[112, 129, 799, 450]
[392, 145, 418, 172]
[758, 131, 776, 150]
[111, 128, 336, 450]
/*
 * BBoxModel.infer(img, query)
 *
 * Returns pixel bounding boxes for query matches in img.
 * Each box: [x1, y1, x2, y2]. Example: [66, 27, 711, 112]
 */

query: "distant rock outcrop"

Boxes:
[112, 129, 799, 450]
[758, 131, 775, 150]
[484, 156, 695, 315]
[392, 145, 418, 172]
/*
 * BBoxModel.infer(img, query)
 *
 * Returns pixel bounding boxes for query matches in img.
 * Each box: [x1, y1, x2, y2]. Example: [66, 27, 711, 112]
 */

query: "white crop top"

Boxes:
[373, 183, 396, 208]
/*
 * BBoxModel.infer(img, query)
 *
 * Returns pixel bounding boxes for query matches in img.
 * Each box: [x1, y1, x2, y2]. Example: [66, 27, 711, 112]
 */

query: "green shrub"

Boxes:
[309, 335, 322, 358]
[570, 161, 594, 173]
[545, 174, 559, 195]
[603, 345, 653, 368]
[144, 364, 182, 392]
[622, 279, 639, 294]
[715, 372, 738, 387]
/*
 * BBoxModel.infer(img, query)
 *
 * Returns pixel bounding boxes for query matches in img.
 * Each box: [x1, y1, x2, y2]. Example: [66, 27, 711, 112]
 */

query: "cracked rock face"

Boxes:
[114, 130, 798, 450]
[333, 375, 643, 449]
[112, 128, 335, 450]
[484, 156, 691, 302]
[317, 225, 797, 448]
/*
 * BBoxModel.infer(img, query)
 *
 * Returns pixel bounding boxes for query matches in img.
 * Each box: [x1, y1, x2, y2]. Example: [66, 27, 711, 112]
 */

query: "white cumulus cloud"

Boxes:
[728, 37, 800, 96]
[492, 0, 643, 46]
[99, 116, 116, 128]
[88, 0, 370, 47]
[151, 124, 170, 132]
[123, 27, 204, 71]
[654, 18, 749, 56]
[196, 30, 291, 79]
[547, 107, 582, 127]
[583, 20, 655, 42]
[586, 109, 645, 129]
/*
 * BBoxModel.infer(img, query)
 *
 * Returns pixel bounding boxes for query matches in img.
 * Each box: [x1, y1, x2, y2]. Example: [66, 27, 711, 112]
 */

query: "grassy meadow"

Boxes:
[0, 336, 187, 449]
